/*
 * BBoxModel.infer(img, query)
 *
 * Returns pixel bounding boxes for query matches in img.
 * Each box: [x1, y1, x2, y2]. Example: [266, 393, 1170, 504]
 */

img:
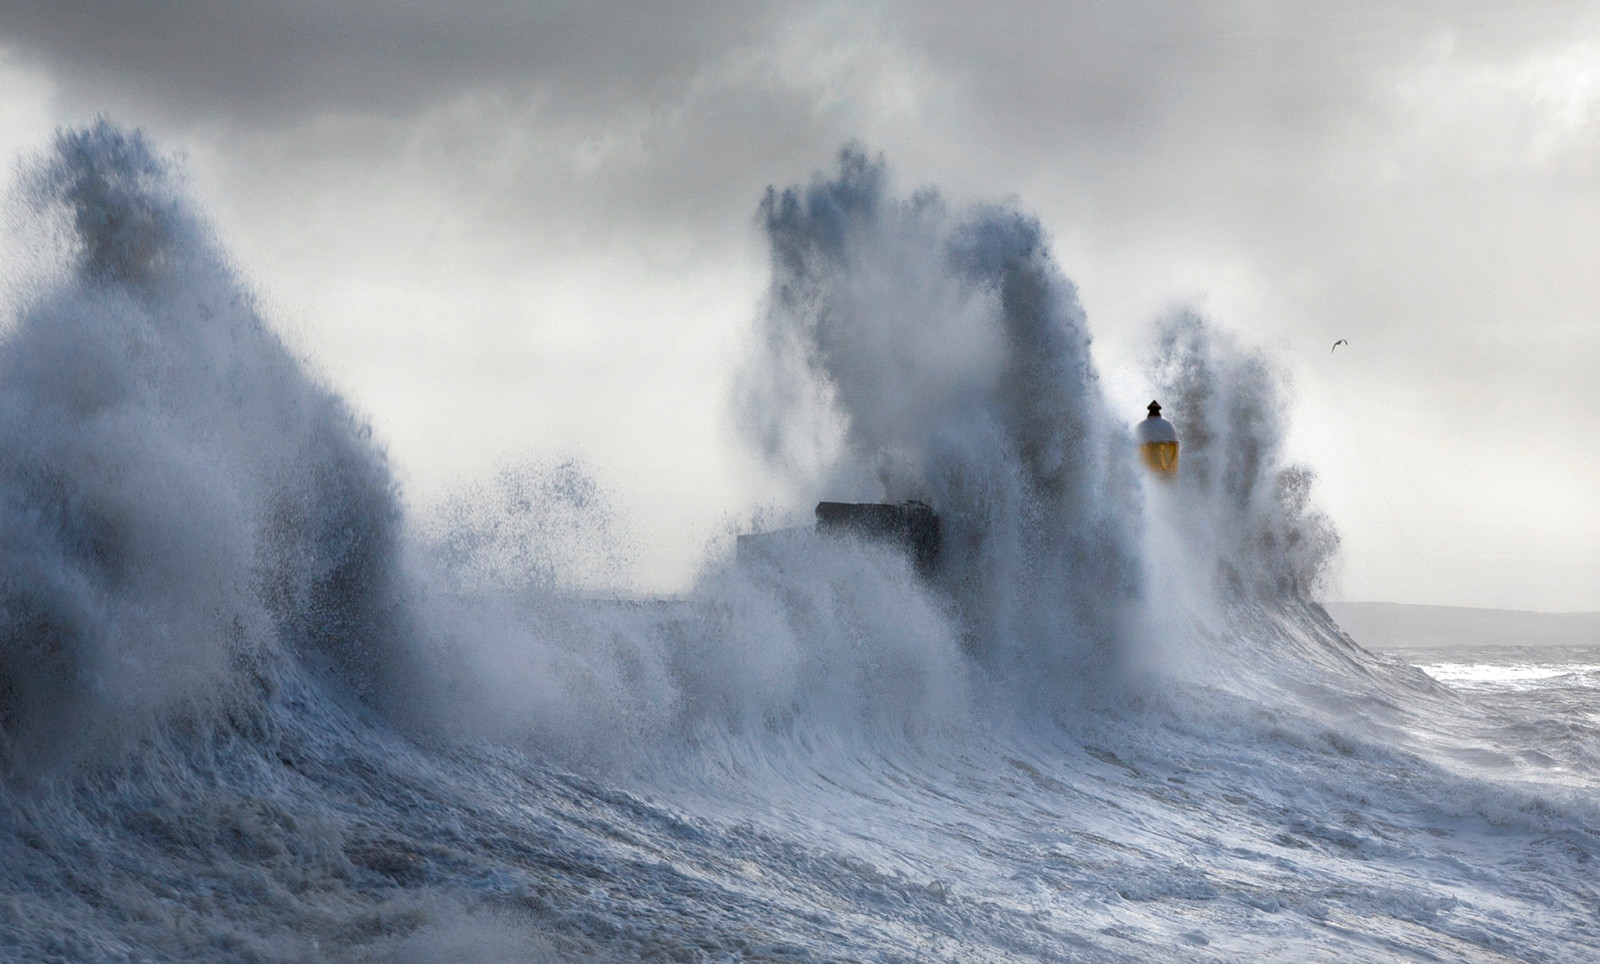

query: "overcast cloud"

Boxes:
[0, 0, 1595, 609]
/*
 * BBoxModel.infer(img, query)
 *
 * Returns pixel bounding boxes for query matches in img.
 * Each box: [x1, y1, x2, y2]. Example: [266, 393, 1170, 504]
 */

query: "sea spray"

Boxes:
[742, 146, 1141, 708]
[1147, 309, 1339, 604]
[415, 485, 971, 764]
[422, 459, 636, 596]
[0, 120, 419, 769]
[449, 150, 1354, 757]
[0, 123, 1344, 774]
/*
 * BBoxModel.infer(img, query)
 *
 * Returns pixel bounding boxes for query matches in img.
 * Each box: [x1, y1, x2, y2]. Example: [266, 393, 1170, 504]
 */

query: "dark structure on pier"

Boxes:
[815, 500, 941, 575]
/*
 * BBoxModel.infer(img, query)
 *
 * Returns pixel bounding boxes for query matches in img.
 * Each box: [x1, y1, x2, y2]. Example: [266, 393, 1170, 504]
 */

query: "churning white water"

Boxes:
[0, 123, 1593, 962]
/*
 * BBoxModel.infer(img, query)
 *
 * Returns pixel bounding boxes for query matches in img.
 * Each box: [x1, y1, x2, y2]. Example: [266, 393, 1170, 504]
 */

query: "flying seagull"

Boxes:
[1331, 339, 1348, 353]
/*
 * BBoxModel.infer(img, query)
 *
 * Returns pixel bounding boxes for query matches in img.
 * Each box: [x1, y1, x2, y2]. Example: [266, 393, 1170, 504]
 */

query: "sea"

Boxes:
[0, 122, 1594, 963]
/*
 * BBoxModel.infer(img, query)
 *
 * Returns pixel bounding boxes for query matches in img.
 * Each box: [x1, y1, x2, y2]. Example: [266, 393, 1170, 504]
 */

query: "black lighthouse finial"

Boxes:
[1147, 400, 1162, 419]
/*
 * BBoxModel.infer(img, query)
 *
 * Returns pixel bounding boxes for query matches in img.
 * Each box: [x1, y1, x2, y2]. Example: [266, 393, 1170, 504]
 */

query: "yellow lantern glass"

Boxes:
[1140, 440, 1179, 474]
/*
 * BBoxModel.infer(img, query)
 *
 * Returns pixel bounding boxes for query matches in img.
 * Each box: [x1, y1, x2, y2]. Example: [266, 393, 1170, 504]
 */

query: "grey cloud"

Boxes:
[0, 0, 784, 120]
[8, 1, 1584, 133]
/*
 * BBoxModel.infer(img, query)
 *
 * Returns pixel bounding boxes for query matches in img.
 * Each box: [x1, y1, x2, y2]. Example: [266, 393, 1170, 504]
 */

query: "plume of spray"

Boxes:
[411, 455, 972, 765]
[1146, 310, 1340, 605]
[741, 147, 1143, 708]
[1118, 311, 1342, 687]
[422, 459, 635, 596]
[0, 120, 419, 770]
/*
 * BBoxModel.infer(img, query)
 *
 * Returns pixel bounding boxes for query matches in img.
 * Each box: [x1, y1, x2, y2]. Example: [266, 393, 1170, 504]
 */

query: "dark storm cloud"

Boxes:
[0, 0, 783, 119]
[8, 0, 1593, 203]
[9, 0, 1589, 129]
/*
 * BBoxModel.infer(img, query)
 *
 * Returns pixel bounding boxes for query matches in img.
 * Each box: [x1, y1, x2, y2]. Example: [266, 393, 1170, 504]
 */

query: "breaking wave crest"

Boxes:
[0, 120, 419, 770]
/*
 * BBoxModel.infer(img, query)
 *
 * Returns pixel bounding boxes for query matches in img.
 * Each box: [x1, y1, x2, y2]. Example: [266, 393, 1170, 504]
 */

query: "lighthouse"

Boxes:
[1136, 400, 1179, 475]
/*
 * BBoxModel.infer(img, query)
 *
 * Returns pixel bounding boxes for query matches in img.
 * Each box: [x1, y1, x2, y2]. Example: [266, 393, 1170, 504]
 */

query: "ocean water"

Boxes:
[1385, 644, 1600, 795]
[0, 124, 1594, 963]
[1415, 648, 1600, 695]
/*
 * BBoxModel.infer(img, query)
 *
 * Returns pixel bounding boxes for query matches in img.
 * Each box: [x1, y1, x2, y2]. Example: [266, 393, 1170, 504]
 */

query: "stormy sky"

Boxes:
[0, 1, 1595, 610]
